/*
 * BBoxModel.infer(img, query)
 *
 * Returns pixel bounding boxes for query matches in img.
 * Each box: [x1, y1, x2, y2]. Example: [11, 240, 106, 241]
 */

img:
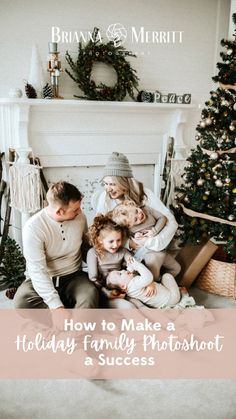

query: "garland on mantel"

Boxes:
[65, 27, 139, 101]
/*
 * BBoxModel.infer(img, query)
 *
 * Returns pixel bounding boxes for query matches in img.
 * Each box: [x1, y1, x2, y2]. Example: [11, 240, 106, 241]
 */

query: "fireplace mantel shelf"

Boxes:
[0, 97, 196, 112]
[0, 97, 197, 164]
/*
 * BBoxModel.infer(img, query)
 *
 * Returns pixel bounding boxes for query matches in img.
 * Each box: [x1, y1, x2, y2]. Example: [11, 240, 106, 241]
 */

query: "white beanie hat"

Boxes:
[103, 152, 133, 178]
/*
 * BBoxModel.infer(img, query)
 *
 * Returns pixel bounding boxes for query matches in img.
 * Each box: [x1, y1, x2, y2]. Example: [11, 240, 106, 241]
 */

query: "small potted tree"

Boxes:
[0, 236, 26, 299]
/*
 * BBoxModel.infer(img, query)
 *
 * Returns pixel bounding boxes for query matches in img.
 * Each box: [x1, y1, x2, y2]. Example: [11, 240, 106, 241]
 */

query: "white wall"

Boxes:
[0, 0, 231, 108]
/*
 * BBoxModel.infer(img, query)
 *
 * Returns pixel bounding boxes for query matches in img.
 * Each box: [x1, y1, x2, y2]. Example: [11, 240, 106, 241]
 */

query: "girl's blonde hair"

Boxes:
[111, 200, 137, 227]
[88, 213, 127, 259]
[104, 177, 147, 210]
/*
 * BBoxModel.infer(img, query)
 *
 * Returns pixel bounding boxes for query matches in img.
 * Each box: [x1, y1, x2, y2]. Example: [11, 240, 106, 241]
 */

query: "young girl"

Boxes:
[87, 214, 148, 308]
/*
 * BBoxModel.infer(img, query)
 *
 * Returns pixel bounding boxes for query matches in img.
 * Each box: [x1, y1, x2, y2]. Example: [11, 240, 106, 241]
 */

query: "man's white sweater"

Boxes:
[23, 208, 88, 309]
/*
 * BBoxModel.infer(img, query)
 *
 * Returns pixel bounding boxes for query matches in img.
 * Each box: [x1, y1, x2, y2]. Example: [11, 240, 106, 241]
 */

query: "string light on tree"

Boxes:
[215, 179, 223, 187]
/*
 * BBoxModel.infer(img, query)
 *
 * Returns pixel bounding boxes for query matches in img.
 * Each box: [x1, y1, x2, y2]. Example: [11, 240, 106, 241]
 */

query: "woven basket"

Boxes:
[196, 258, 236, 299]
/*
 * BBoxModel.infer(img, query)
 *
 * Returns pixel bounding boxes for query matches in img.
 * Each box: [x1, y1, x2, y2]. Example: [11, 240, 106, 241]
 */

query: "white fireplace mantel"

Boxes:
[0, 98, 196, 163]
[0, 98, 196, 242]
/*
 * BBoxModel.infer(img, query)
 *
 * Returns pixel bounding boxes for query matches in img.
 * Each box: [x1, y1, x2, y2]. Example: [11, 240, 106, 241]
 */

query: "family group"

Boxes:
[14, 152, 182, 328]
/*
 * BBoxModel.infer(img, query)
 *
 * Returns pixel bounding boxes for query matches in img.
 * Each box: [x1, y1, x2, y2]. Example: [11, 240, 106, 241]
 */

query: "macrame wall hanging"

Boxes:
[9, 163, 42, 213]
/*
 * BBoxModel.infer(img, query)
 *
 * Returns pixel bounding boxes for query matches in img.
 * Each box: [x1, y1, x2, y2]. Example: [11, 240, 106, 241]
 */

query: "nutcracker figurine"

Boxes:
[47, 42, 63, 99]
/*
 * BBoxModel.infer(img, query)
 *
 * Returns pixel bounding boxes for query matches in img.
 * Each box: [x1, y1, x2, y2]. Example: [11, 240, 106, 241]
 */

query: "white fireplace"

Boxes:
[0, 98, 197, 244]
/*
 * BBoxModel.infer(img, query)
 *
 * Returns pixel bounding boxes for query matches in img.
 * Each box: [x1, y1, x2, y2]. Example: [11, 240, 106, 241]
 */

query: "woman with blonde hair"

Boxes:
[92, 152, 178, 253]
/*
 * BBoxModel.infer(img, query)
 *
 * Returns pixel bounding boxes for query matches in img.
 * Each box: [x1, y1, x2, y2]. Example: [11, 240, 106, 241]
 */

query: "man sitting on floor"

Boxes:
[14, 181, 98, 328]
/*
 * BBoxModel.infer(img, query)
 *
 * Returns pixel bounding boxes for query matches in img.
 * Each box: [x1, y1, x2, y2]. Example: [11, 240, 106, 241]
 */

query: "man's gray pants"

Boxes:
[14, 271, 99, 309]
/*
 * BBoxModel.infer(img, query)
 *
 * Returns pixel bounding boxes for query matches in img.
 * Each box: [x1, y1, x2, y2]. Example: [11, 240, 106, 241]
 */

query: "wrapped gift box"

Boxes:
[175, 240, 218, 287]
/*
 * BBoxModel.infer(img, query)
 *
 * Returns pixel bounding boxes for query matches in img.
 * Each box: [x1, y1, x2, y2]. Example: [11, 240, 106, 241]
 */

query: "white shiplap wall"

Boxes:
[0, 0, 231, 114]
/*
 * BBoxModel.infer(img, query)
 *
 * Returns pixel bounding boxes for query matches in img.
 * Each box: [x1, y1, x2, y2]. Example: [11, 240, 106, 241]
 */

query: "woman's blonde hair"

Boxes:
[104, 176, 147, 209]
[88, 213, 127, 259]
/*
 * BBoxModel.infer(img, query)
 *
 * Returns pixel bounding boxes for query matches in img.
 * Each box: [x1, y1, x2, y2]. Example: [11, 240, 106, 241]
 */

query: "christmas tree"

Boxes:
[174, 14, 236, 260]
[0, 236, 26, 290]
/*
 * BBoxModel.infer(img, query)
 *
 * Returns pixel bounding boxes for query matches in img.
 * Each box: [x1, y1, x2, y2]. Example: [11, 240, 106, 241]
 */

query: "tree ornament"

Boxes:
[203, 195, 208, 200]
[205, 117, 212, 125]
[233, 103, 236, 111]
[65, 27, 139, 101]
[221, 99, 229, 106]
[200, 120, 206, 128]
[205, 190, 210, 195]
[197, 178, 205, 186]
[24, 81, 37, 98]
[215, 179, 223, 187]
[227, 48, 233, 55]
[228, 214, 235, 221]
[42, 83, 53, 99]
[212, 163, 222, 172]
[210, 152, 219, 160]
[229, 124, 235, 131]
[225, 177, 231, 183]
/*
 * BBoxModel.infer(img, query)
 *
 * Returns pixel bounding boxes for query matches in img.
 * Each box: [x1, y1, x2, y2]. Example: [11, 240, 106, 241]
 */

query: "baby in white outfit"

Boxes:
[106, 258, 180, 308]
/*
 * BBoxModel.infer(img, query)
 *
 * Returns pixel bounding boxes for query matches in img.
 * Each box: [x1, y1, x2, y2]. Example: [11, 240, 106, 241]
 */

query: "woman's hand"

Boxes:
[132, 235, 148, 246]
[129, 237, 140, 250]
[110, 289, 126, 299]
[142, 282, 157, 297]
[142, 229, 155, 237]
[134, 232, 144, 239]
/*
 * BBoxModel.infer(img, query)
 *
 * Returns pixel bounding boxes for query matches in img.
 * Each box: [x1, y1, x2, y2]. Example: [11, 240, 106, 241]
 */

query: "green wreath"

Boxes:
[65, 27, 139, 101]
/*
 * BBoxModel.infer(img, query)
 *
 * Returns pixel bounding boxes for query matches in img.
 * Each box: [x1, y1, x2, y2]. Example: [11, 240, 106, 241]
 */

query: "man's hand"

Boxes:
[110, 289, 126, 299]
[51, 306, 71, 331]
[142, 282, 157, 298]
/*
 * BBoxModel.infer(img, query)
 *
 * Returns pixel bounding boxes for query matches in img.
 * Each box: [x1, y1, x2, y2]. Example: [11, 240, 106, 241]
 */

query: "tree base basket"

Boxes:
[196, 259, 236, 299]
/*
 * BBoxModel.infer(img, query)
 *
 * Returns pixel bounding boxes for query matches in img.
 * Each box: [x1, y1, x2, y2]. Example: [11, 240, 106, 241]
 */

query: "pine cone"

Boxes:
[25, 82, 37, 99]
[42, 83, 53, 99]
[5, 287, 17, 299]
